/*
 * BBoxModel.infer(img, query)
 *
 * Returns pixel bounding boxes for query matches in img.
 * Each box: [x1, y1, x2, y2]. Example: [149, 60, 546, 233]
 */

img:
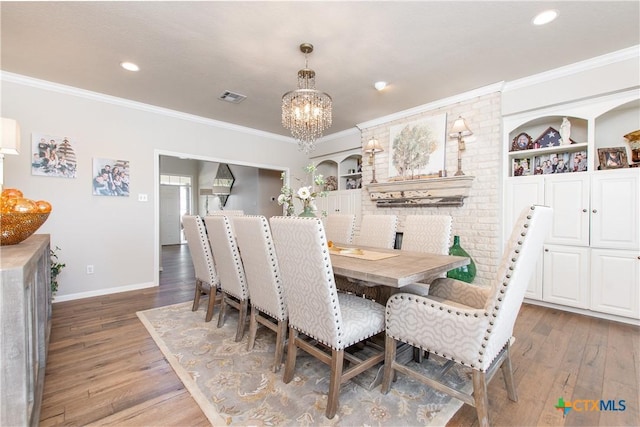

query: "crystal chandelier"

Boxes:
[282, 43, 332, 153]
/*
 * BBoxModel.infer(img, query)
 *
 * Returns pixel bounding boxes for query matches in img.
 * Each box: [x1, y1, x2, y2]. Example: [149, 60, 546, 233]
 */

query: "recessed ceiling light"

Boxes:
[374, 81, 388, 91]
[533, 10, 558, 26]
[120, 61, 140, 72]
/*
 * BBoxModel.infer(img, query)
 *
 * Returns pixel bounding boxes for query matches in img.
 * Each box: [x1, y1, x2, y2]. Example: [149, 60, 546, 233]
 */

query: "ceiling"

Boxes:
[2, 1, 639, 140]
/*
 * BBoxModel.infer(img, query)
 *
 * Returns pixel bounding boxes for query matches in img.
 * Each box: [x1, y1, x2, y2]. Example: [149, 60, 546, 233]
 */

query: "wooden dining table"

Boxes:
[329, 244, 469, 289]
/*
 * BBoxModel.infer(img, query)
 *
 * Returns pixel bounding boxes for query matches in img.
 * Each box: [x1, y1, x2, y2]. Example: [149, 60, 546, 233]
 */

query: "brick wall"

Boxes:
[360, 91, 502, 286]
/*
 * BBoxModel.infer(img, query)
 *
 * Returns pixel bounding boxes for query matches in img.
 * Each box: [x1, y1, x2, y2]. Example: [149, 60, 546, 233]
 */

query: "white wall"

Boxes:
[1, 76, 308, 300]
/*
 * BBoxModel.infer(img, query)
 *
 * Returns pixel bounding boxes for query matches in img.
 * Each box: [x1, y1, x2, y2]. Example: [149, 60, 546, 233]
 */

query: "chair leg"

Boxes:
[217, 294, 228, 328]
[192, 280, 202, 311]
[247, 306, 258, 351]
[204, 288, 216, 322]
[472, 370, 490, 427]
[380, 334, 397, 394]
[282, 327, 298, 384]
[272, 319, 287, 373]
[501, 345, 518, 402]
[235, 299, 248, 342]
[326, 349, 344, 419]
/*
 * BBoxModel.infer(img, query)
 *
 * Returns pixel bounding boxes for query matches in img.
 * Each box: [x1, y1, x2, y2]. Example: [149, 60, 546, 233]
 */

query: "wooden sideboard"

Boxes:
[0, 234, 52, 426]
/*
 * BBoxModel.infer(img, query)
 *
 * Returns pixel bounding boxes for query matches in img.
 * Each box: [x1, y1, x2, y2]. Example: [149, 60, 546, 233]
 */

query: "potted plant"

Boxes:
[50, 246, 66, 295]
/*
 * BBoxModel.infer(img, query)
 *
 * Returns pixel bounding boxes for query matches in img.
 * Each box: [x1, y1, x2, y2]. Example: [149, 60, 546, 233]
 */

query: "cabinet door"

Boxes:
[590, 248, 640, 319]
[505, 177, 544, 299]
[542, 244, 589, 308]
[591, 170, 640, 250]
[544, 174, 589, 246]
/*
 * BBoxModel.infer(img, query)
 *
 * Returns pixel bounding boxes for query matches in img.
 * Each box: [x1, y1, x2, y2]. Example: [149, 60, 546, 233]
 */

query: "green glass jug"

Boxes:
[447, 235, 476, 283]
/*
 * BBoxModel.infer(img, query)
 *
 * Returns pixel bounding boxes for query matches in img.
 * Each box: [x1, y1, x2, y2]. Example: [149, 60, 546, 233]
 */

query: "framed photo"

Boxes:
[597, 147, 628, 169]
[93, 158, 130, 196]
[388, 113, 446, 180]
[569, 151, 588, 172]
[512, 157, 532, 176]
[31, 133, 78, 178]
[511, 132, 533, 151]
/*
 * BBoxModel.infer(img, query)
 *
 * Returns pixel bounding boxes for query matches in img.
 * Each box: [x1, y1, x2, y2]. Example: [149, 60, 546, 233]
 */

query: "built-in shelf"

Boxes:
[366, 176, 475, 207]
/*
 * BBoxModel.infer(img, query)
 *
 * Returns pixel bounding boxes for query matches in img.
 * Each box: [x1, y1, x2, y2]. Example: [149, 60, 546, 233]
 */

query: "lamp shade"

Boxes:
[364, 138, 383, 153]
[449, 116, 472, 138]
[1, 118, 20, 155]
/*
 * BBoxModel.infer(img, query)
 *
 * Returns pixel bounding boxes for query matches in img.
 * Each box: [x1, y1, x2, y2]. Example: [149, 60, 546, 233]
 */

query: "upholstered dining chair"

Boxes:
[401, 214, 453, 254]
[354, 214, 398, 249]
[381, 205, 553, 427]
[270, 216, 386, 420]
[400, 214, 453, 296]
[324, 214, 356, 244]
[203, 215, 249, 342]
[234, 215, 288, 372]
[181, 215, 221, 322]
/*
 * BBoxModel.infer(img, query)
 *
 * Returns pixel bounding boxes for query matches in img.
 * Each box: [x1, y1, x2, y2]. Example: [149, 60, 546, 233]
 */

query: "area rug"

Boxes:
[137, 302, 471, 426]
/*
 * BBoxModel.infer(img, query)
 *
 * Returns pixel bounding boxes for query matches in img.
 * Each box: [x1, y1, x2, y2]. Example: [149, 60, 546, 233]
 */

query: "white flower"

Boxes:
[297, 186, 311, 200]
[277, 194, 287, 205]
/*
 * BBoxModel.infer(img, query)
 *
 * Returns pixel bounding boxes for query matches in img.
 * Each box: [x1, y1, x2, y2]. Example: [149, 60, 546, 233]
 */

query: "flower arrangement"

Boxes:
[278, 164, 327, 216]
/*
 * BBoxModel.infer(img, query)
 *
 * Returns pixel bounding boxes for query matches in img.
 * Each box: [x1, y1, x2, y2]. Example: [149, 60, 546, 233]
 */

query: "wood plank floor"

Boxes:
[40, 244, 639, 426]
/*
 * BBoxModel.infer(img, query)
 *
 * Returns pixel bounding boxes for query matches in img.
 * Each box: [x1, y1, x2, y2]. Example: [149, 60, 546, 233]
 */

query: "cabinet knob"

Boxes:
[544, 248, 549, 252]
[592, 209, 598, 213]
[582, 209, 587, 213]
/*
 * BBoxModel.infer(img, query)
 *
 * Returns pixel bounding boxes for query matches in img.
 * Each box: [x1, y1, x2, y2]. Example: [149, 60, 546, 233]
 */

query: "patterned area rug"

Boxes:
[137, 302, 472, 426]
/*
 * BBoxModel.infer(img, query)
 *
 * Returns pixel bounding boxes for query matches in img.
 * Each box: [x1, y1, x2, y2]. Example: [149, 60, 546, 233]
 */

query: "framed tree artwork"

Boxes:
[388, 114, 447, 180]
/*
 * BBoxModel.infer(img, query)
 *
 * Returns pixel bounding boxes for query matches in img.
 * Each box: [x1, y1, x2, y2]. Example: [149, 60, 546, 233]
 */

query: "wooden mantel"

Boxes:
[365, 176, 475, 207]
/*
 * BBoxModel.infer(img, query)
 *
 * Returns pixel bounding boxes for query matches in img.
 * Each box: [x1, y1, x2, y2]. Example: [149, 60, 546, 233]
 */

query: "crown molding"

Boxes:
[503, 45, 639, 92]
[0, 71, 292, 143]
[356, 82, 505, 130]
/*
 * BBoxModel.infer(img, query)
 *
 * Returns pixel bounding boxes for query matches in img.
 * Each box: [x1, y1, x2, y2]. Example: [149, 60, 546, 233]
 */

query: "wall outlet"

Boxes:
[86, 265, 94, 274]
[138, 193, 148, 202]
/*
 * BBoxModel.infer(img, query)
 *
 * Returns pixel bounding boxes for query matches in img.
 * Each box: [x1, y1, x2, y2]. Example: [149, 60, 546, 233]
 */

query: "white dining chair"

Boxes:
[400, 214, 453, 296]
[382, 205, 553, 427]
[181, 215, 221, 322]
[207, 210, 244, 216]
[270, 216, 386, 419]
[204, 215, 249, 342]
[354, 214, 398, 249]
[325, 214, 356, 244]
[234, 215, 288, 372]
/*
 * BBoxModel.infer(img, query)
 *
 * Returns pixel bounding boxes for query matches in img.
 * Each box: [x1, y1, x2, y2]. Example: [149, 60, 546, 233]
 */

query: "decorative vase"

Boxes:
[447, 235, 477, 283]
[298, 205, 316, 218]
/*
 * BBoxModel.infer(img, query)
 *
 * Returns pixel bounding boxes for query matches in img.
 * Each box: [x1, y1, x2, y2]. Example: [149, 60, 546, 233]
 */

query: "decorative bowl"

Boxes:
[0, 212, 50, 245]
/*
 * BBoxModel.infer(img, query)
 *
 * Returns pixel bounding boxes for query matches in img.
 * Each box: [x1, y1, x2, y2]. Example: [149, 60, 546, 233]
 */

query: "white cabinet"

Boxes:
[316, 189, 362, 224]
[591, 170, 639, 250]
[503, 90, 640, 322]
[542, 244, 590, 308]
[544, 174, 589, 246]
[590, 249, 640, 318]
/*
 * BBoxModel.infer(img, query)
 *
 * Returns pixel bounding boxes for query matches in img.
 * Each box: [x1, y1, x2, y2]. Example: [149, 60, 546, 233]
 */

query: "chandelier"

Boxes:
[282, 43, 332, 153]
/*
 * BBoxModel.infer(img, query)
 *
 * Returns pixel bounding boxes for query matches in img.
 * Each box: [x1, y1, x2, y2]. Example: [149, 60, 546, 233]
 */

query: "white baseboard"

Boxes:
[524, 298, 640, 326]
[53, 282, 158, 303]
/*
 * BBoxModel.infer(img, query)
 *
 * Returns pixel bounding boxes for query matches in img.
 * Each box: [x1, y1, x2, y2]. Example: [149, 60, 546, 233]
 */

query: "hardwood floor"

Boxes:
[40, 245, 639, 426]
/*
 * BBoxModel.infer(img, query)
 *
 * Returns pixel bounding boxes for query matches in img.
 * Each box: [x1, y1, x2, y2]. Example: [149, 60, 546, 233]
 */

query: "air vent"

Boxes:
[218, 90, 247, 104]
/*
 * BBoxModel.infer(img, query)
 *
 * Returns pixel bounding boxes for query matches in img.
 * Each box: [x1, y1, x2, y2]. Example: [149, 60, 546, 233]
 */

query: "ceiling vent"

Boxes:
[218, 90, 247, 104]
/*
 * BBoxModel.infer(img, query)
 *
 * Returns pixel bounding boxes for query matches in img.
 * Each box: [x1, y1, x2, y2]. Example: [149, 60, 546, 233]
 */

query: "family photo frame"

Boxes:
[597, 147, 628, 169]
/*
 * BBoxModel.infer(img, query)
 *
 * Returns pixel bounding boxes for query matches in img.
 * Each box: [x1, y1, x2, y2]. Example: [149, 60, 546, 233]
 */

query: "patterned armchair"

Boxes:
[204, 215, 249, 342]
[325, 214, 356, 244]
[270, 216, 386, 419]
[181, 215, 221, 322]
[382, 205, 553, 427]
[234, 215, 288, 372]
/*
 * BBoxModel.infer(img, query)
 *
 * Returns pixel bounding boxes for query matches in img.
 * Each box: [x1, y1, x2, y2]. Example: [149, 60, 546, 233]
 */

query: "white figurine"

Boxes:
[560, 117, 571, 145]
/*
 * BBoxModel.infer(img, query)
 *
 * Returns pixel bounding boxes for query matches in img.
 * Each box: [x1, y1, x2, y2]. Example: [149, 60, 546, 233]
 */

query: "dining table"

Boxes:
[329, 243, 470, 289]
